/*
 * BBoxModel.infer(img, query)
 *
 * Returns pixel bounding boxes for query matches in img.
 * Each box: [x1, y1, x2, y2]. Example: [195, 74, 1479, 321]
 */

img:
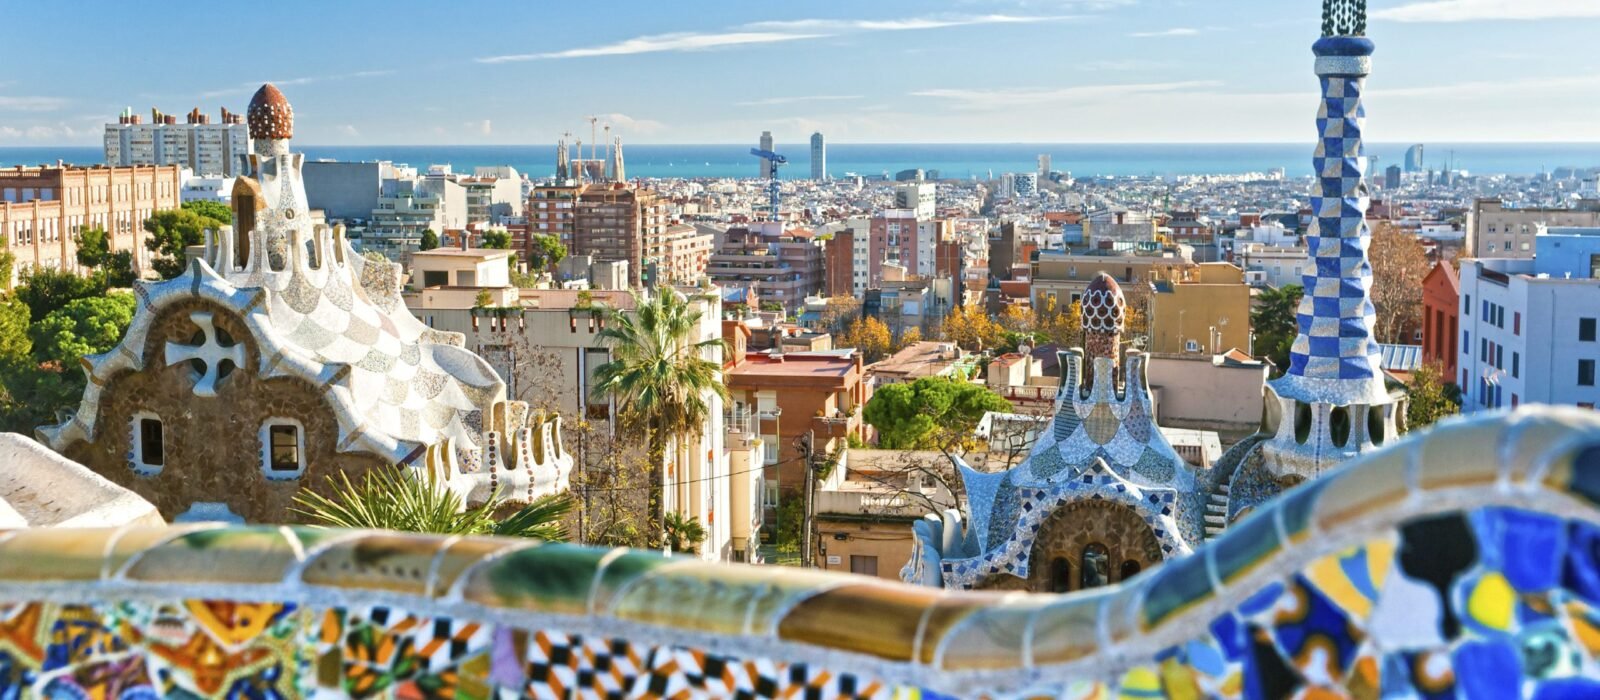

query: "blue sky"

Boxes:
[4, 0, 1600, 145]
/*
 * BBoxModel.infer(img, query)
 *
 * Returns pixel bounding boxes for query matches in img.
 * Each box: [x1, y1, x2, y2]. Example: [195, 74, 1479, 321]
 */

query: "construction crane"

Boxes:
[749, 147, 787, 218]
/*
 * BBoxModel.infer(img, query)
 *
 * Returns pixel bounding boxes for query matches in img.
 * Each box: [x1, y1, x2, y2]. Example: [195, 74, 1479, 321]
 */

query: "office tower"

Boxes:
[1405, 144, 1425, 172]
[1385, 164, 1402, 189]
[810, 132, 827, 181]
[758, 131, 774, 178]
[1038, 154, 1052, 176]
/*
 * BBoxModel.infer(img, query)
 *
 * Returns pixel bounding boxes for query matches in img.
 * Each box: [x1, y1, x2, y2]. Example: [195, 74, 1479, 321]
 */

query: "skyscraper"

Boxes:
[758, 131, 774, 178]
[1405, 143, 1425, 172]
[810, 132, 826, 181]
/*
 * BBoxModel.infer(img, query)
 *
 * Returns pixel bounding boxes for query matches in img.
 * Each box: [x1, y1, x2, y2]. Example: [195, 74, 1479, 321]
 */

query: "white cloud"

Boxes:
[911, 80, 1223, 109]
[472, 119, 492, 136]
[1373, 0, 1600, 22]
[477, 31, 823, 63]
[337, 124, 360, 137]
[735, 95, 861, 107]
[476, 13, 1077, 63]
[198, 70, 394, 99]
[1128, 27, 1200, 38]
[0, 96, 68, 112]
[594, 113, 666, 135]
[742, 14, 1075, 33]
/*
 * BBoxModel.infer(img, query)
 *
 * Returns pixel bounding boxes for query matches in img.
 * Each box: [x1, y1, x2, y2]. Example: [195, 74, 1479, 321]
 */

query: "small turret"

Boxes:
[1081, 272, 1126, 390]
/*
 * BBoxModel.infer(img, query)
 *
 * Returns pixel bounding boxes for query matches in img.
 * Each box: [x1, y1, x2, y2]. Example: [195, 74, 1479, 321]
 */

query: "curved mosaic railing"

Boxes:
[2, 407, 1600, 698]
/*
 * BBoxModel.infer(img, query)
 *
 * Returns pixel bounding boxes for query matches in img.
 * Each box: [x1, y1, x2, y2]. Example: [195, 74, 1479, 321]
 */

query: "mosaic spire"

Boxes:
[1081, 273, 1125, 366]
[1273, 1, 1386, 406]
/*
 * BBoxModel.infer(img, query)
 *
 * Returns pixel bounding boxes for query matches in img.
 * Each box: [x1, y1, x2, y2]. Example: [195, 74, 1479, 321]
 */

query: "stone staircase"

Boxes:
[1204, 483, 1231, 540]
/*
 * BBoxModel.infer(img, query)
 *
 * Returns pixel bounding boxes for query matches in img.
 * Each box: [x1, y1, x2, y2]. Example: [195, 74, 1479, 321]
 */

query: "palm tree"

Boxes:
[591, 286, 728, 538]
[292, 465, 573, 540]
[662, 512, 708, 554]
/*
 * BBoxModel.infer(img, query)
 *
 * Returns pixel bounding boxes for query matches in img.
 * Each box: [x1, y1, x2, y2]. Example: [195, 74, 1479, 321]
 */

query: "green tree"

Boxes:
[473, 289, 492, 308]
[526, 233, 567, 270]
[0, 298, 30, 364]
[662, 512, 708, 554]
[293, 465, 573, 539]
[145, 203, 228, 279]
[863, 377, 1011, 450]
[419, 229, 440, 251]
[0, 234, 14, 293]
[482, 229, 511, 249]
[181, 200, 233, 225]
[73, 228, 137, 288]
[1406, 362, 1461, 430]
[1252, 284, 1303, 374]
[15, 268, 105, 322]
[75, 227, 110, 270]
[31, 293, 137, 369]
[592, 287, 729, 538]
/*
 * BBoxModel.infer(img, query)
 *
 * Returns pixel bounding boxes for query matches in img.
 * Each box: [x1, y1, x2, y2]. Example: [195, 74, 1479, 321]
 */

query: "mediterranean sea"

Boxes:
[7, 143, 1600, 180]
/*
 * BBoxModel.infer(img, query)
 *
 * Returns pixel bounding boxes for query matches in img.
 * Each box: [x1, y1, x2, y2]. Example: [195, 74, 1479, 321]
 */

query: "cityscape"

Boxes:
[3, 1, 1600, 698]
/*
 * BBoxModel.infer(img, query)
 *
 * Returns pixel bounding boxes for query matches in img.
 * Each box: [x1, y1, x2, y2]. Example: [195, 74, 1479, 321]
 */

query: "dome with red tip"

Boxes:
[247, 83, 293, 140]
[1082, 272, 1126, 334]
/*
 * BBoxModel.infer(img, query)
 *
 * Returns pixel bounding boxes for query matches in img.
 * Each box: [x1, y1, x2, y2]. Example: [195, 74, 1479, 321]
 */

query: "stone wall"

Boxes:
[978, 498, 1163, 593]
[62, 298, 389, 523]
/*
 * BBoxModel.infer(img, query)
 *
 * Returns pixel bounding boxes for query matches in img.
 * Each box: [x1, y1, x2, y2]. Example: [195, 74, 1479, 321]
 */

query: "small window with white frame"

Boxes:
[260, 419, 306, 479]
[130, 412, 165, 476]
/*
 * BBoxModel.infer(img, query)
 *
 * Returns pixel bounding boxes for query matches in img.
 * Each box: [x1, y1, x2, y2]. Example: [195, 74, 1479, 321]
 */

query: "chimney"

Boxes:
[460, 232, 470, 251]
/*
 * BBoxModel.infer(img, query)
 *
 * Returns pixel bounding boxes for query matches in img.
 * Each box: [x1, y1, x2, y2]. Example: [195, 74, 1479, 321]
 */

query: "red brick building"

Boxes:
[1421, 262, 1460, 384]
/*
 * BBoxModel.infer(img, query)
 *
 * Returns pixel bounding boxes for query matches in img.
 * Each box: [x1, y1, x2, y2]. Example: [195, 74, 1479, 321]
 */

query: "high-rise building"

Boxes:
[0, 163, 181, 283]
[758, 131, 774, 178]
[894, 182, 935, 219]
[104, 106, 251, 177]
[1038, 154, 1052, 176]
[1384, 164, 1402, 189]
[810, 132, 826, 181]
[572, 184, 667, 288]
[1404, 143, 1425, 172]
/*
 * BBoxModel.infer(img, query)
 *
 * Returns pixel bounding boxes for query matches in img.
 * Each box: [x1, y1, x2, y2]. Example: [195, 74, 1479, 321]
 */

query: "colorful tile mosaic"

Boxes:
[3, 408, 1600, 698]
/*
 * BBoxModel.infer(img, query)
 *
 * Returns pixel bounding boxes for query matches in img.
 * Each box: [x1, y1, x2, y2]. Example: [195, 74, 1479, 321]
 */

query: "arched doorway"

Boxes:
[1002, 498, 1165, 593]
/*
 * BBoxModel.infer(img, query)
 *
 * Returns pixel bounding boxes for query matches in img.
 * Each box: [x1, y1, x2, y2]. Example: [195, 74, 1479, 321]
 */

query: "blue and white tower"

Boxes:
[1258, 0, 1405, 478]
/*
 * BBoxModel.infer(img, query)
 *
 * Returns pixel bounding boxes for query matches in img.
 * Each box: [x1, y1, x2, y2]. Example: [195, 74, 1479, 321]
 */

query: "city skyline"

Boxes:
[5, 0, 1600, 147]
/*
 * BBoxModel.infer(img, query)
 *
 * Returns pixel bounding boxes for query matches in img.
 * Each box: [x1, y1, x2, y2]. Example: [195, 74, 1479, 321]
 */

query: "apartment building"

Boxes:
[105, 107, 251, 177]
[725, 334, 869, 493]
[706, 221, 826, 312]
[573, 183, 666, 288]
[0, 164, 181, 283]
[1468, 198, 1600, 259]
[1458, 228, 1600, 411]
[1147, 262, 1252, 355]
[1029, 249, 1192, 310]
[1421, 262, 1460, 382]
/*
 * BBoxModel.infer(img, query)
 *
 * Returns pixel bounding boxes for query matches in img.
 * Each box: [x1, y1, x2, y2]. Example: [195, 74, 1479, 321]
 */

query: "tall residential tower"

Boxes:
[810, 132, 827, 181]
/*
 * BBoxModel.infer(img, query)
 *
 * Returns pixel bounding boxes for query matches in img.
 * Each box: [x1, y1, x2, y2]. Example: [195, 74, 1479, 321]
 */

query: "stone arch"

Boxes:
[978, 498, 1164, 593]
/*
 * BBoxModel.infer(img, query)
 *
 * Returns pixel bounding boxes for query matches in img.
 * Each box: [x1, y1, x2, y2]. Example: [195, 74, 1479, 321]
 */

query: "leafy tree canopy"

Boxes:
[1252, 284, 1302, 374]
[75, 227, 110, 270]
[863, 376, 1011, 450]
[482, 229, 512, 249]
[420, 229, 440, 251]
[31, 293, 137, 369]
[15, 267, 105, 322]
[527, 233, 567, 270]
[145, 206, 227, 280]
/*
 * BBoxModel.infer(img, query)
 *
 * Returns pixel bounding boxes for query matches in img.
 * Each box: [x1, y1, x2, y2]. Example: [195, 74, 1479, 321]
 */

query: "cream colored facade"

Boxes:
[1147, 263, 1252, 355]
[1469, 198, 1600, 259]
[407, 287, 761, 562]
[0, 164, 181, 284]
[813, 450, 957, 581]
[1029, 251, 1191, 310]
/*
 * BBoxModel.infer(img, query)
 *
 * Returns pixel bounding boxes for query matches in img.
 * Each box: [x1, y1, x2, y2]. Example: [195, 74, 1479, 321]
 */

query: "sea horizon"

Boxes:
[8, 142, 1600, 180]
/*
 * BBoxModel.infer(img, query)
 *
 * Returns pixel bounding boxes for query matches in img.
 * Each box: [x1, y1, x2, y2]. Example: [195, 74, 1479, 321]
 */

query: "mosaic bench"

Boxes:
[2, 407, 1599, 699]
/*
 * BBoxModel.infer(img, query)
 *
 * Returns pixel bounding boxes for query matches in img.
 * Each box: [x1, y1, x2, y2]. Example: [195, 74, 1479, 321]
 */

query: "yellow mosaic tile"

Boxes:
[1416, 418, 1502, 490]
[609, 563, 771, 636]
[0, 527, 119, 581]
[301, 532, 451, 595]
[776, 583, 942, 661]
[123, 527, 302, 584]
[1310, 444, 1409, 531]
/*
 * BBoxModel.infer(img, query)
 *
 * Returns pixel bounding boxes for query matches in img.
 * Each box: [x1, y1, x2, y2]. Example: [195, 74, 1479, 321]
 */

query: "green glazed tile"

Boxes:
[301, 532, 449, 595]
[124, 526, 302, 584]
[1140, 545, 1214, 630]
[609, 562, 767, 635]
[458, 541, 598, 615]
[1210, 505, 1282, 586]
